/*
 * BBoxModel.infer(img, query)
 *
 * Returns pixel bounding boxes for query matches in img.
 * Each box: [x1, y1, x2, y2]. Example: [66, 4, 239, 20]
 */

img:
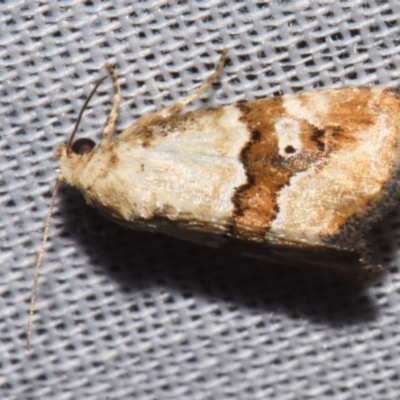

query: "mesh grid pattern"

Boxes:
[2, 1, 400, 399]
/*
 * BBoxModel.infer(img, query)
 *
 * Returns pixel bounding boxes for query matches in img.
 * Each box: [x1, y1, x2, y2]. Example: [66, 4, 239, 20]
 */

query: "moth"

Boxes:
[29, 49, 400, 346]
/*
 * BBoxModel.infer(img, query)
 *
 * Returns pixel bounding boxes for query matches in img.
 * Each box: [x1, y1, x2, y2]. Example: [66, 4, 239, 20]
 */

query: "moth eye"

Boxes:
[71, 138, 96, 155]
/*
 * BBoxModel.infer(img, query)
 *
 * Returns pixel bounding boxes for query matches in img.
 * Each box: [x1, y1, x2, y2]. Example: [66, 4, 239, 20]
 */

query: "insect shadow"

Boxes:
[58, 185, 397, 328]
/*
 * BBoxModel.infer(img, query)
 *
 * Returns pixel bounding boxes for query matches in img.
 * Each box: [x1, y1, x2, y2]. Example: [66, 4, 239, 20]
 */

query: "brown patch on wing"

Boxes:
[231, 98, 331, 240]
[231, 98, 287, 239]
[231, 88, 400, 241]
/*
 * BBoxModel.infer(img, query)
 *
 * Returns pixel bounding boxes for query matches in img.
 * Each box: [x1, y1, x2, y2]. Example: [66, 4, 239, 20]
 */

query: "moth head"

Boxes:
[56, 136, 96, 167]
[55, 120, 100, 189]
[55, 140, 97, 190]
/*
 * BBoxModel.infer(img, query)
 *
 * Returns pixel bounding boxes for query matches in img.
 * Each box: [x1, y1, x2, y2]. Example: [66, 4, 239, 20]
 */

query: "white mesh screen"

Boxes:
[2, 1, 400, 399]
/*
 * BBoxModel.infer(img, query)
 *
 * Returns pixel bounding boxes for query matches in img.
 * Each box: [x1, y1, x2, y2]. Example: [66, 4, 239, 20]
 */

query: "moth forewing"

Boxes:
[60, 86, 399, 285]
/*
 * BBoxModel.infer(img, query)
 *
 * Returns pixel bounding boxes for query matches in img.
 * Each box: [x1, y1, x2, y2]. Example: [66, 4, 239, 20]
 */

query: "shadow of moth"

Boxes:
[29, 49, 400, 347]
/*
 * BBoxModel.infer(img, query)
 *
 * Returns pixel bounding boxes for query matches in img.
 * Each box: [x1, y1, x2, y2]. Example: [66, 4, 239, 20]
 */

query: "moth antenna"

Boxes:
[27, 175, 63, 350]
[67, 74, 108, 151]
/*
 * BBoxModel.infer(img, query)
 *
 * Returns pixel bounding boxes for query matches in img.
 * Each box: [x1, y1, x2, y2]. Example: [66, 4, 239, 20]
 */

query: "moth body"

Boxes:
[56, 53, 400, 285]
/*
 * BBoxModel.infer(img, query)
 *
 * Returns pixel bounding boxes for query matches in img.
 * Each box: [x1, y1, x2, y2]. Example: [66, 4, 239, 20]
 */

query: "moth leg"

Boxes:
[159, 49, 228, 119]
[101, 62, 121, 143]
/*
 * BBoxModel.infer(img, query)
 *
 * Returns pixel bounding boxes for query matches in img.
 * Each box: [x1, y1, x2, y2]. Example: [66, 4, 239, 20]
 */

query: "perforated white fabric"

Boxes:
[2, 1, 400, 399]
